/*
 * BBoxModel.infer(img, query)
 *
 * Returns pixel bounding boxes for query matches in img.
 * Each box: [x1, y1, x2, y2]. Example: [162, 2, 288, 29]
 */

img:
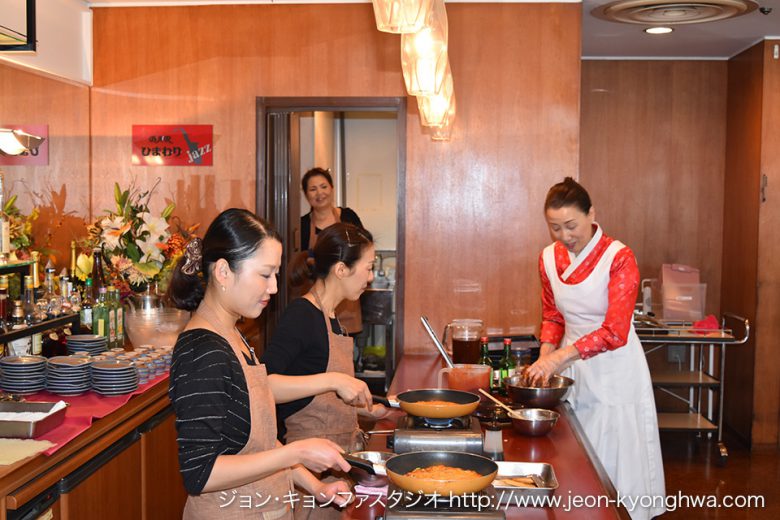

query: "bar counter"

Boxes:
[350, 354, 631, 519]
[0, 377, 185, 520]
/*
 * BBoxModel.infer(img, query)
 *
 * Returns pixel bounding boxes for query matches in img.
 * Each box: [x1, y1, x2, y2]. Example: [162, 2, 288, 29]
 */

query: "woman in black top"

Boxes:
[263, 224, 389, 447]
[167, 209, 371, 519]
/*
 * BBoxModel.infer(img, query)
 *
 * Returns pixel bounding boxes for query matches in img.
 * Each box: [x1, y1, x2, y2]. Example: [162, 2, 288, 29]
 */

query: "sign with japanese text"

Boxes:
[131, 125, 213, 166]
[0, 124, 49, 166]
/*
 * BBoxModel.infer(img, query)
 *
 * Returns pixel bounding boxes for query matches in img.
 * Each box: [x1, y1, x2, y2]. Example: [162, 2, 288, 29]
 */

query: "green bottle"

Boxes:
[106, 285, 117, 349]
[113, 288, 124, 349]
[477, 336, 494, 392]
[92, 287, 109, 340]
[498, 338, 514, 395]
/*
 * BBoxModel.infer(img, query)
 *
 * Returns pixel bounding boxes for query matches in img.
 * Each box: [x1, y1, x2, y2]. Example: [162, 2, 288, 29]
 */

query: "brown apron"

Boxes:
[183, 308, 294, 520]
[307, 209, 363, 335]
[284, 290, 360, 520]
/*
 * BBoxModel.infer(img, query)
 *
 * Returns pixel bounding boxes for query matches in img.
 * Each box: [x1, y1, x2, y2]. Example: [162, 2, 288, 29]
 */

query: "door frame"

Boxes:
[256, 96, 407, 369]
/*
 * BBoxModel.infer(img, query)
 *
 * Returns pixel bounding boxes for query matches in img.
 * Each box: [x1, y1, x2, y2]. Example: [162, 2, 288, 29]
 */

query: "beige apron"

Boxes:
[307, 209, 363, 335]
[284, 291, 360, 520]
[183, 308, 294, 520]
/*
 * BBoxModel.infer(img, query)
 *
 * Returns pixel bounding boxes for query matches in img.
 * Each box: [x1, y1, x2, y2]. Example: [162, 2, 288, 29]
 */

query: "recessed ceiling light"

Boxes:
[644, 26, 674, 34]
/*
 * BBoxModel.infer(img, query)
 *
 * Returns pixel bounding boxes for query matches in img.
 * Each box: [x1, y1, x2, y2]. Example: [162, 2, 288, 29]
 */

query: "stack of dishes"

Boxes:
[0, 355, 47, 395]
[66, 335, 108, 355]
[91, 360, 138, 396]
[46, 356, 92, 396]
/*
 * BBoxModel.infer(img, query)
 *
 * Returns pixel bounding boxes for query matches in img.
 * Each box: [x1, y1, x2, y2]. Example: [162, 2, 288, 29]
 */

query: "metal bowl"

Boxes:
[508, 408, 560, 436]
[505, 374, 573, 408]
[348, 451, 393, 487]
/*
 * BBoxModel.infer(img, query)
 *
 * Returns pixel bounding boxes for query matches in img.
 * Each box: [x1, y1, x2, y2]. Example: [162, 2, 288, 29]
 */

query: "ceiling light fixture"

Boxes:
[645, 26, 674, 34]
[593, 0, 758, 25]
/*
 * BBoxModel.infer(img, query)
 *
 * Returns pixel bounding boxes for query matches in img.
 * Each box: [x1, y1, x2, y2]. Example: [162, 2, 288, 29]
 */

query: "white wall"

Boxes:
[0, 0, 92, 85]
[344, 111, 397, 252]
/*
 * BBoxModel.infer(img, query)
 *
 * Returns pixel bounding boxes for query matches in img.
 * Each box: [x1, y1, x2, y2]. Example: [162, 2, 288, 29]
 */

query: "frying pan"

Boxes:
[345, 451, 498, 495]
[373, 389, 480, 419]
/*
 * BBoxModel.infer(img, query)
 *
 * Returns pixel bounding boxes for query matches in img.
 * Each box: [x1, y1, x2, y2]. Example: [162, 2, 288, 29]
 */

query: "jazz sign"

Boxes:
[132, 125, 213, 166]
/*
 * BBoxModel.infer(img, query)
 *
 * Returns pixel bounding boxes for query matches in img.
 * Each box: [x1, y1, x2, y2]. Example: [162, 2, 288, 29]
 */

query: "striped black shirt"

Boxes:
[168, 329, 255, 495]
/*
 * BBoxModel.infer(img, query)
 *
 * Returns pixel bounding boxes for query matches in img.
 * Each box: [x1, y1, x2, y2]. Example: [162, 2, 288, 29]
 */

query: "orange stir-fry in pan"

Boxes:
[406, 465, 481, 480]
[416, 400, 458, 406]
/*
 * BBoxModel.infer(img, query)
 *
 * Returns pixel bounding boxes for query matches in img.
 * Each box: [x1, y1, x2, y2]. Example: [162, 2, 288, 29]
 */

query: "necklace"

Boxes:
[196, 300, 255, 362]
[309, 288, 347, 337]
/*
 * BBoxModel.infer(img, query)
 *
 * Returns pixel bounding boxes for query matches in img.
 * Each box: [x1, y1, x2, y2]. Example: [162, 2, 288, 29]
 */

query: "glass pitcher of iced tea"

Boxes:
[441, 319, 484, 364]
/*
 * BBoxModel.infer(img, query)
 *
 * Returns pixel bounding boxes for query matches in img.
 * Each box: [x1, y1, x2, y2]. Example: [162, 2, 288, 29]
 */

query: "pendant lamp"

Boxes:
[416, 63, 455, 128]
[430, 117, 454, 141]
[401, 0, 448, 96]
[371, 0, 434, 34]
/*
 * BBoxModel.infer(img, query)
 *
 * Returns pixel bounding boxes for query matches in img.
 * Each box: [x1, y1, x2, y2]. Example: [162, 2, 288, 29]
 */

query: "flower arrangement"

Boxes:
[3, 194, 40, 258]
[79, 181, 196, 293]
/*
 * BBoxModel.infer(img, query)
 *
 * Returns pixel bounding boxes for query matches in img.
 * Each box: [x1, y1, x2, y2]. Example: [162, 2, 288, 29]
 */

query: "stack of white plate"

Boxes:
[91, 361, 138, 396]
[66, 335, 109, 355]
[46, 356, 92, 396]
[0, 355, 47, 395]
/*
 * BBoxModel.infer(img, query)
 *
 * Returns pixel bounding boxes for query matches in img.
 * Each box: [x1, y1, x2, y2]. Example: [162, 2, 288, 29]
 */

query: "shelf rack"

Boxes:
[636, 312, 749, 464]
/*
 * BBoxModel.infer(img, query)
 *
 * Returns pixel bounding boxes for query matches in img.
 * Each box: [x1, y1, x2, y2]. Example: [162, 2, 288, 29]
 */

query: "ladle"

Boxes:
[420, 315, 454, 368]
[478, 388, 517, 417]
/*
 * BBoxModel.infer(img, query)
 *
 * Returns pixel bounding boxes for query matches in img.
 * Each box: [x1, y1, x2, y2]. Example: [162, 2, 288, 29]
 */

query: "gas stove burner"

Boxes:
[413, 415, 470, 430]
[390, 415, 484, 454]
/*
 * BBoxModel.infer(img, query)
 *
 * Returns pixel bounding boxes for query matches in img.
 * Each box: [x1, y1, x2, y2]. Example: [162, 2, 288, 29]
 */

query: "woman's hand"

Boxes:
[331, 373, 372, 407]
[310, 479, 353, 507]
[525, 344, 580, 386]
[288, 438, 351, 473]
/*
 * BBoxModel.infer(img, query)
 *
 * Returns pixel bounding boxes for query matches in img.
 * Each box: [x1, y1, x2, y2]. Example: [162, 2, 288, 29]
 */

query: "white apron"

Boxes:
[543, 240, 666, 520]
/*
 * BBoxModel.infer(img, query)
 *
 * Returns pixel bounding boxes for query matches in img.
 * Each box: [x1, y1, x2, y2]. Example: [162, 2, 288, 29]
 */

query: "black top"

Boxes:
[261, 298, 344, 440]
[300, 206, 363, 251]
[168, 329, 256, 495]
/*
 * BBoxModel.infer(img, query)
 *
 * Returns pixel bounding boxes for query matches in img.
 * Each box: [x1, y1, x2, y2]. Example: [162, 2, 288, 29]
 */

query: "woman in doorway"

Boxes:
[168, 209, 371, 519]
[300, 167, 365, 335]
[263, 223, 389, 519]
[525, 178, 665, 520]
[300, 167, 364, 251]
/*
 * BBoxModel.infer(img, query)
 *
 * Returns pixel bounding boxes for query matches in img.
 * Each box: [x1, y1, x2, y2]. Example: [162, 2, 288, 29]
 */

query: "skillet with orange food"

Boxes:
[373, 389, 480, 419]
[345, 451, 498, 495]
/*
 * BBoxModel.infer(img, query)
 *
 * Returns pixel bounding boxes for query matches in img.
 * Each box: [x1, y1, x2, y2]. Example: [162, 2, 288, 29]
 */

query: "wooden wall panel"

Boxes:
[90, 4, 583, 352]
[0, 63, 90, 266]
[754, 41, 780, 446]
[721, 44, 764, 444]
[580, 60, 727, 317]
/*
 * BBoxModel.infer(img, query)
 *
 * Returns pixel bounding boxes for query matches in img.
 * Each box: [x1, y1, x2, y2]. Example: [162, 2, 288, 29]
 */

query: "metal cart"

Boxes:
[635, 312, 749, 465]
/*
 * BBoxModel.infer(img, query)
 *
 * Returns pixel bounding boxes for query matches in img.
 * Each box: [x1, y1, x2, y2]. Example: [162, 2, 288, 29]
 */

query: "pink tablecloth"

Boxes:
[26, 373, 169, 455]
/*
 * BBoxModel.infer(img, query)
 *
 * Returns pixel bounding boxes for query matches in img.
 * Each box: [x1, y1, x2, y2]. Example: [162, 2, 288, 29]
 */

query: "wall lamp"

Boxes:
[0, 128, 45, 155]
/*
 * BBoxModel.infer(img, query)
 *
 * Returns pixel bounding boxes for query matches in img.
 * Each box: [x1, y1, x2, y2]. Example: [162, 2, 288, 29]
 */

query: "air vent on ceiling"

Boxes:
[593, 0, 759, 25]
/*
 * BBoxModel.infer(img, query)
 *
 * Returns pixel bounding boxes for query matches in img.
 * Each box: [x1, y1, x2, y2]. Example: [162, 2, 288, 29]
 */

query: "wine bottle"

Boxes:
[0, 173, 10, 255]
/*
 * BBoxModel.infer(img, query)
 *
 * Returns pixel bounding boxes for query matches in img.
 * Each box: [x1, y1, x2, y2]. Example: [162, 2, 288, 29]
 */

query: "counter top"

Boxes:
[349, 354, 630, 519]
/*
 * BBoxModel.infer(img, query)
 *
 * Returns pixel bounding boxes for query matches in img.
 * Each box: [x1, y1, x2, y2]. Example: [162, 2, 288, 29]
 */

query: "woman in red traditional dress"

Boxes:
[526, 178, 666, 520]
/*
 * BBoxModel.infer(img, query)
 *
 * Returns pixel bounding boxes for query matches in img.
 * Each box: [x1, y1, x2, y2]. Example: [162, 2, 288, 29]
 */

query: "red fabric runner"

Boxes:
[26, 373, 169, 455]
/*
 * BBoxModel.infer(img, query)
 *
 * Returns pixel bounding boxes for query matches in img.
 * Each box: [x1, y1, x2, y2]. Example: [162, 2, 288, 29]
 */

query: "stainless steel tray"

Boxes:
[493, 461, 558, 505]
[0, 401, 68, 439]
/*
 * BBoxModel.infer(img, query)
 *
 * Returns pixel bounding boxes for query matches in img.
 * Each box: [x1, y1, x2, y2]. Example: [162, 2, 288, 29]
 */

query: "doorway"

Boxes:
[256, 97, 406, 390]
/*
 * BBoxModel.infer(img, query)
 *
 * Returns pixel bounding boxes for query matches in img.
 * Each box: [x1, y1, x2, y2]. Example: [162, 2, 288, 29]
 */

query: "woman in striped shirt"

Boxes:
[168, 209, 371, 519]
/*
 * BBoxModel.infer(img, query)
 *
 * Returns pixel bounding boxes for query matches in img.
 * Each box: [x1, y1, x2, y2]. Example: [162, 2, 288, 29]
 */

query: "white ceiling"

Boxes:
[87, 0, 780, 59]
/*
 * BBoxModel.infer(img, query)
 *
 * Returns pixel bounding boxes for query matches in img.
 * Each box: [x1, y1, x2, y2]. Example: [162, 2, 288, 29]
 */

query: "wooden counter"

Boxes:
[350, 354, 631, 519]
[0, 378, 185, 520]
